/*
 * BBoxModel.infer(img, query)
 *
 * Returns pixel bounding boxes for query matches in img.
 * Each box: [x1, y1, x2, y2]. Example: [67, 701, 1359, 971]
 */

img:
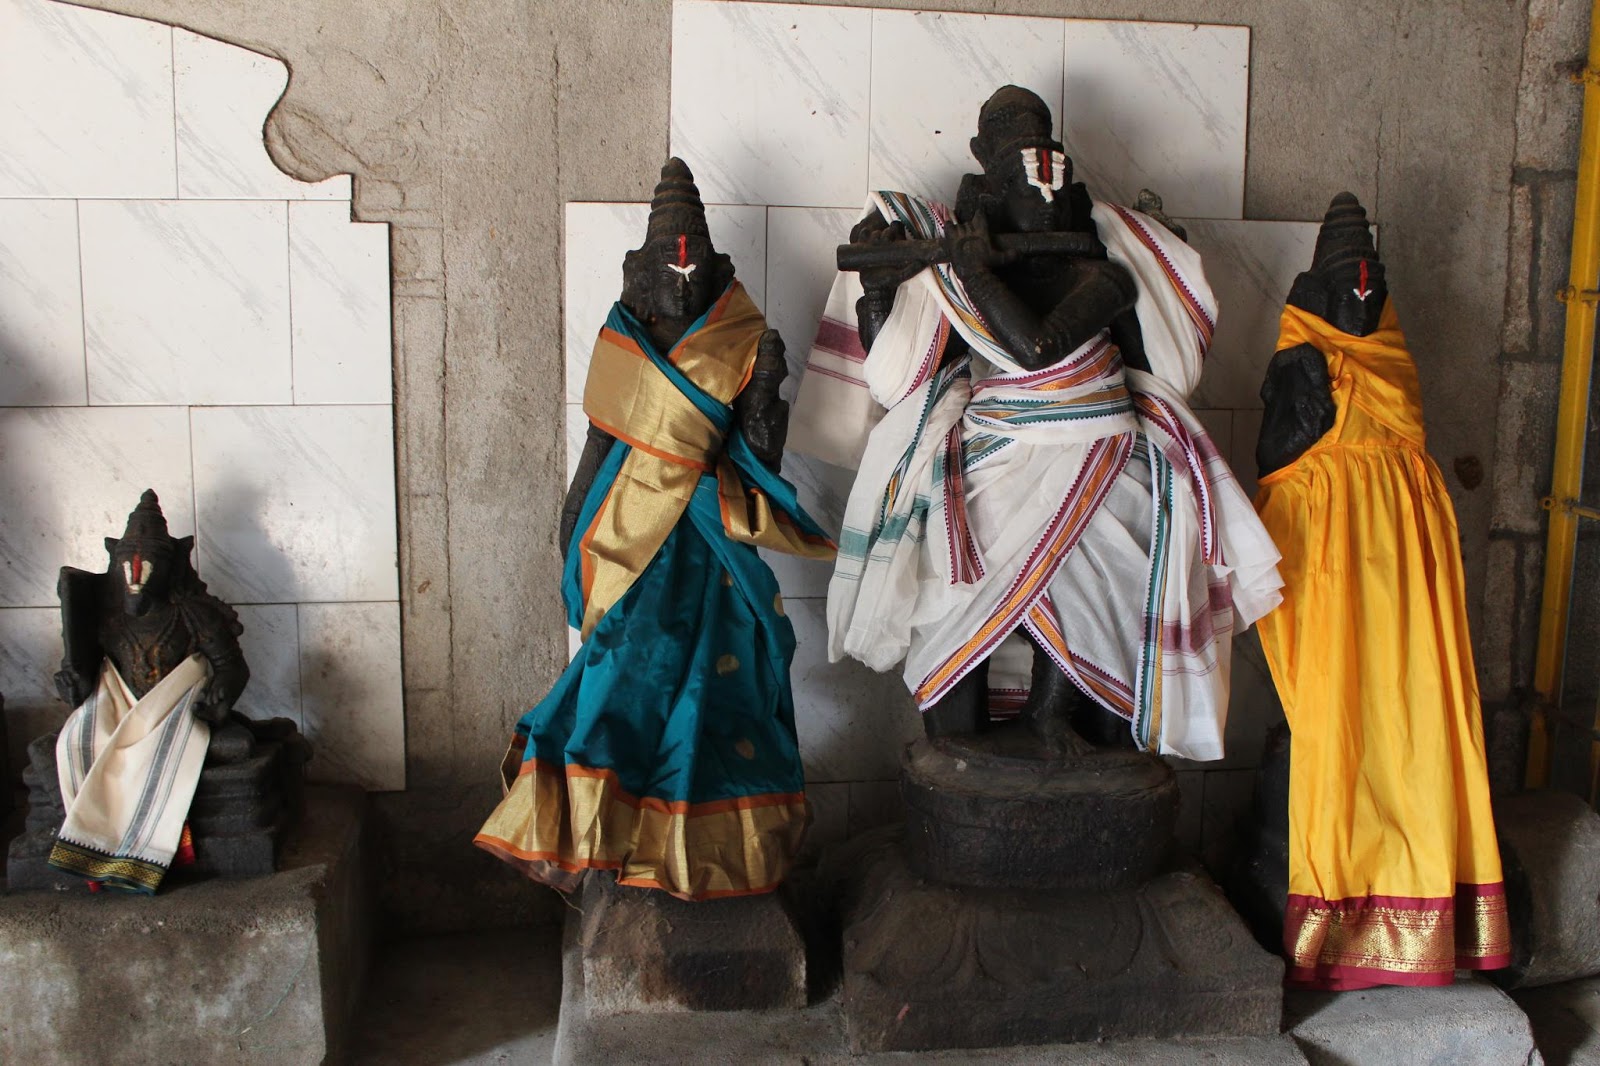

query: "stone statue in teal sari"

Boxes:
[476, 159, 835, 900]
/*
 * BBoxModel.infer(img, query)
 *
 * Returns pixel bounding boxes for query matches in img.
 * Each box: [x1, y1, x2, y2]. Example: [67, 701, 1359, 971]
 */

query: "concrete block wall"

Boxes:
[0, 0, 404, 791]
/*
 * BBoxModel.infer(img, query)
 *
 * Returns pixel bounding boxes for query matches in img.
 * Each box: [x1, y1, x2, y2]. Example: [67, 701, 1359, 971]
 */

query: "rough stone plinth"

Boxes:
[1286, 976, 1541, 1066]
[1227, 722, 1291, 950]
[0, 786, 372, 1066]
[902, 736, 1178, 891]
[578, 871, 806, 1014]
[1512, 975, 1600, 1065]
[557, 909, 1308, 1065]
[841, 846, 1282, 1054]
[1494, 790, 1600, 989]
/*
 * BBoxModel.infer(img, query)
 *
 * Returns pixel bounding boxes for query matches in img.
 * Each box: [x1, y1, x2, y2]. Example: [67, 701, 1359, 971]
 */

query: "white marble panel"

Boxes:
[1062, 21, 1249, 219]
[563, 201, 767, 404]
[766, 206, 860, 402]
[670, 0, 871, 208]
[0, 606, 63, 708]
[0, 200, 85, 405]
[79, 199, 292, 405]
[190, 405, 398, 604]
[761, 453, 855, 599]
[1184, 219, 1319, 410]
[290, 201, 393, 404]
[0, 406, 194, 607]
[173, 28, 350, 200]
[787, 597, 921, 782]
[0, 0, 176, 198]
[233, 603, 301, 724]
[298, 600, 405, 791]
[869, 10, 1064, 204]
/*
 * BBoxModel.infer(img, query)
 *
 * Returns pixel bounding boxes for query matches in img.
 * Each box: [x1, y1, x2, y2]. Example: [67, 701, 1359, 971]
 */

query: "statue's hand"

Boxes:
[735, 329, 790, 468]
[54, 667, 90, 708]
[1256, 344, 1336, 477]
[852, 215, 922, 293]
[945, 211, 1001, 275]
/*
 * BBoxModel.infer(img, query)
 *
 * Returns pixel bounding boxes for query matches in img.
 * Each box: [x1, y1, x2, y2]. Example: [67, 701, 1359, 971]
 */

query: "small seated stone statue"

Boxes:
[8, 490, 308, 893]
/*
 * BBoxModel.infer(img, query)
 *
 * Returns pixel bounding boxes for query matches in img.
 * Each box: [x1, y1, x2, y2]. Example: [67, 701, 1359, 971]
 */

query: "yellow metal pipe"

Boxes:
[1527, 0, 1600, 790]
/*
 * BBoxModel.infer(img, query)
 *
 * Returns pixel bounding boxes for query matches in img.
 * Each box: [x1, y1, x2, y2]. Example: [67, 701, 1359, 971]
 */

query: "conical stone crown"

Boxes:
[119, 488, 170, 543]
[644, 157, 711, 243]
[1310, 192, 1379, 274]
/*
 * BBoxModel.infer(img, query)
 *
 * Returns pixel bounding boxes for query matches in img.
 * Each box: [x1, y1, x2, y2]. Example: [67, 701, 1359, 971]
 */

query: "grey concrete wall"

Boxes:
[65, 0, 1548, 927]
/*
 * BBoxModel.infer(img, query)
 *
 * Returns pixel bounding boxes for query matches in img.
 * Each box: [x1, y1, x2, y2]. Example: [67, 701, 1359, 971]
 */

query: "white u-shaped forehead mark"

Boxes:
[667, 262, 698, 278]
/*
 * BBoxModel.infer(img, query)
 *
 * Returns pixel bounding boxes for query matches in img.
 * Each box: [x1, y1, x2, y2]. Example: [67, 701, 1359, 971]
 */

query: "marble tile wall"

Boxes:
[0, 0, 401, 791]
[559, 0, 1309, 862]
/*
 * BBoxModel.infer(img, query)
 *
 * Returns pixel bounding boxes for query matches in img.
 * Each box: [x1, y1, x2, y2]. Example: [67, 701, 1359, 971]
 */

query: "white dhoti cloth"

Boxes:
[791, 191, 1283, 761]
[50, 653, 212, 893]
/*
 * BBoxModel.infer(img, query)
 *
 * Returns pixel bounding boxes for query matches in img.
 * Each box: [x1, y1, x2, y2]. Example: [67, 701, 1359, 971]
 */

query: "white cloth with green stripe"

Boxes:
[51, 653, 211, 890]
[802, 192, 1281, 760]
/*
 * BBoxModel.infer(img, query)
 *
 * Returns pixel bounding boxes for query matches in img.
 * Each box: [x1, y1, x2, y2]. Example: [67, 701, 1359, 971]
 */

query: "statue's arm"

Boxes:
[186, 599, 250, 723]
[849, 210, 921, 353]
[1255, 343, 1336, 478]
[732, 329, 790, 468]
[956, 255, 1138, 371]
[560, 424, 615, 560]
[55, 567, 102, 707]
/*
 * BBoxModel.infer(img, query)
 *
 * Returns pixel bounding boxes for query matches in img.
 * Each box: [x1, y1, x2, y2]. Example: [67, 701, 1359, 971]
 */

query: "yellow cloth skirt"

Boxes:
[1254, 302, 1509, 989]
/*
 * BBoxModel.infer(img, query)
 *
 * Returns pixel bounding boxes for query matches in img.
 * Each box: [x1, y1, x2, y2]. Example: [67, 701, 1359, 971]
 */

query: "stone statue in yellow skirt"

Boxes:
[1253, 192, 1510, 989]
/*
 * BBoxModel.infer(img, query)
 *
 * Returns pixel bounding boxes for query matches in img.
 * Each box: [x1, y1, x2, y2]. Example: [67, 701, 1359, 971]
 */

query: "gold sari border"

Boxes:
[1285, 883, 1511, 990]
[475, 756, 808, 901]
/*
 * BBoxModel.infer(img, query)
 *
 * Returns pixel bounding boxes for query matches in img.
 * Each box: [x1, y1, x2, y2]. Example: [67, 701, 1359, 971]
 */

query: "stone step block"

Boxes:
[0, 785, 372, 1065]
[1286, 976, 1541, 1066]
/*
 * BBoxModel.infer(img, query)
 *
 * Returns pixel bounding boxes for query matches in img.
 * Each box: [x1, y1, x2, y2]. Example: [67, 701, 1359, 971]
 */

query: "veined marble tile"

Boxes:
[233, 603, 301, 725]
[787, 597, 921, 783]
[670, 0, 871, 208]
[298, 600, 405, 791]
[765, 206, 860, 402]
[1183, 219, 1319, 410]
[0, 199, 86, 405]
[0, 406, 194, 608]
[290, 201, 393, 404]
[563, 201, 767, 404]
[869, 9, 1064, 204]
[1062, 21, 1249, 220]
[80, 199, 292, 405]
[190, 405, 398, 604]
[761, 452, 854, 599]
[0, 606, 64, 709]
[173, 28, 350, 200]
[0, 0, 175, 198]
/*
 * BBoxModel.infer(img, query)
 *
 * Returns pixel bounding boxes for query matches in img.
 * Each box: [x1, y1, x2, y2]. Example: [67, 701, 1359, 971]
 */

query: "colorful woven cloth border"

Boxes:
[1285, 882, 1512, 990]
[48, 837, 166, 895]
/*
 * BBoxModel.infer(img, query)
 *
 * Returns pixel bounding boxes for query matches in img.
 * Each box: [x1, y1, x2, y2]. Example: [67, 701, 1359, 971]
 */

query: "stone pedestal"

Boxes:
[576, 872, 807, 1014]
[843, 846, 1282, 1052]
[0, 786, 372, 1065]
[1494, 789, 1600, 989]
[841, 735, 1283, 1054]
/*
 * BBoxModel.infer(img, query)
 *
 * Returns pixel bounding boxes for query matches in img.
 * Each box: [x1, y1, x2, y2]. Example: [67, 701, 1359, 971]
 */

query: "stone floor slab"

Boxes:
[1287, 975, 1542, 1066]
[1516, 977, 1600, 1065]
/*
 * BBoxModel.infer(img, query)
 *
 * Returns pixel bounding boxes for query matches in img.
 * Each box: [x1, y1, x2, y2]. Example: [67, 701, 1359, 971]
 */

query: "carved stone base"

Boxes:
[577, 871, 807, 1014]
[841, 846, 1283, 1053]
[902, 735, 1178, 891]
[1493, 790, 1600, 989]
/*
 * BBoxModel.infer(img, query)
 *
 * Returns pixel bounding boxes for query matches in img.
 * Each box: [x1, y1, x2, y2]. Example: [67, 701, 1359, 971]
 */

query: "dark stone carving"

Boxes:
[1490, 791, 1600, 989]
[1228, 722, 1292, 951]
[901, 737, 1177, 892]
[1256, 192, 1386, 479]
[838, 85, 1191, 755]
[842, 847, 1283, 1053]
[7, 490, 309, 888]
[832, 88, 1284, 1054]
[560, 158, 792, 554]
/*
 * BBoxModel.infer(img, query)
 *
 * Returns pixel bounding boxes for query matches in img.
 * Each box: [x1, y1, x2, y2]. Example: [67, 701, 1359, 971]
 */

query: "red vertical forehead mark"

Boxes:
[1039, 151, 1052, 182]
[132, 551, 142, 583]
[677, 234, 689, 269]
[1359, 259, 1369, 293]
